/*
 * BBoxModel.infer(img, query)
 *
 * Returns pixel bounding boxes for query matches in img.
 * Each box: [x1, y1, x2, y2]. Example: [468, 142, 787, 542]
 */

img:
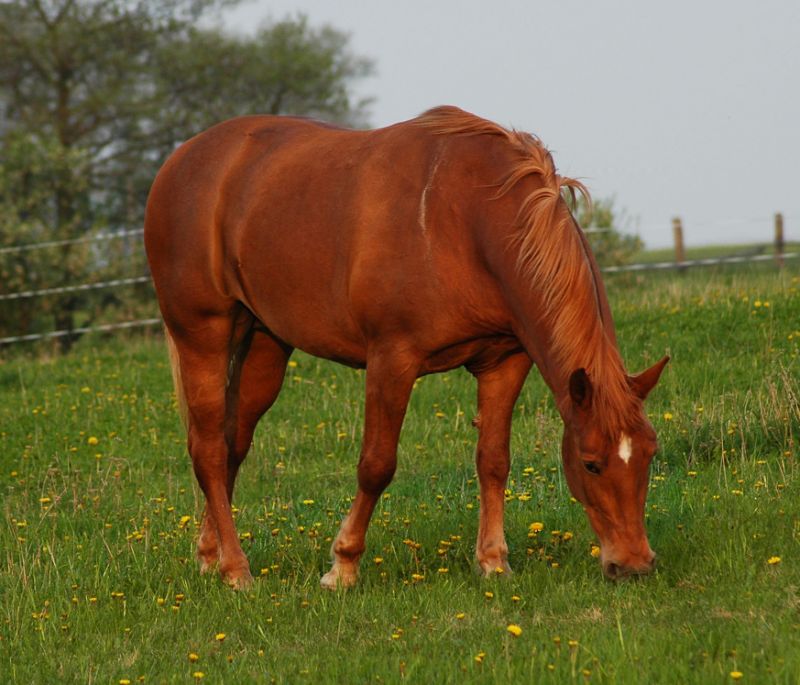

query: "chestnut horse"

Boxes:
[144, 106, 668, 590]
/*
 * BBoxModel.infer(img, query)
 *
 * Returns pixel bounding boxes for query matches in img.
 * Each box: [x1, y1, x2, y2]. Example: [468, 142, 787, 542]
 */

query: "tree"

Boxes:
[575, 196, 643, 267]
[153, 16, 375, 142]
[0, 1, 375, 346]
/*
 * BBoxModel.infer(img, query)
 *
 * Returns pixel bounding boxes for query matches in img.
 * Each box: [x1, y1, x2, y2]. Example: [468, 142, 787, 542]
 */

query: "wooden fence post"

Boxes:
[775, 212, 784, 268]
[672, 217, 685, 269]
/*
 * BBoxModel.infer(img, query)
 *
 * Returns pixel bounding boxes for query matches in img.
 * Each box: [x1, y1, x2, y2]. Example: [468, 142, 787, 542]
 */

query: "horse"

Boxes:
[144, 106, 668, 590]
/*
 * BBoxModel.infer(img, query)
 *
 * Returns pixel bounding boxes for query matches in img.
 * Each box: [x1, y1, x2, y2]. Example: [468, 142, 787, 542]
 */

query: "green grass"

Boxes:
[1, 265, 799, 683]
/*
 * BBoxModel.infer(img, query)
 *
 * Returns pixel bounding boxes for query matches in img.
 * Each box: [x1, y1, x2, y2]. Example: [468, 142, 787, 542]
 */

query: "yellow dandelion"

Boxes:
[529, 522, 544, 533]
[590, 545, 601, 558]
[214, 632, 226, 642]
[484, 591, 494, 599]
[767, 556, 781, 565]
[506, 624, 522, 637]
[192, 673, 205, 680]
[87, 436, 99, 446]
[455, 612, 465, 620]
[730, 671, 743, 680]
[188, 653, 199, 662]
[663, 412, 673, 421]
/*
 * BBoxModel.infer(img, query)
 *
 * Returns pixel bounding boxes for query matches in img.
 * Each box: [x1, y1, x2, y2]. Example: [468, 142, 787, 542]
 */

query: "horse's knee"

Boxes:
[476, 447, 509, 485]
[357, 452, 396, 494]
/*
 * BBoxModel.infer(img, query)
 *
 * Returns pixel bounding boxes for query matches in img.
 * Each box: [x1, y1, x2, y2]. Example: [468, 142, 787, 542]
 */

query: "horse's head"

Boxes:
[561, 356, 669, 580]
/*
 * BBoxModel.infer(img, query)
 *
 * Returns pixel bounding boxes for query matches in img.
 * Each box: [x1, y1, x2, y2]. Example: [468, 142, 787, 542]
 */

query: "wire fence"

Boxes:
[0, 275, 151, 302]
[0, 318, 161, 346]
[602, 251, 799, 273]
[0, 228, 144, 255]
[0, 220, 796, 346]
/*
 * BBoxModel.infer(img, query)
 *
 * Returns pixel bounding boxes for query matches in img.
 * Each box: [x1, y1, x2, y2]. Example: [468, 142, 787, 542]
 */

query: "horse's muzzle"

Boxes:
[603, 552, 656, 580]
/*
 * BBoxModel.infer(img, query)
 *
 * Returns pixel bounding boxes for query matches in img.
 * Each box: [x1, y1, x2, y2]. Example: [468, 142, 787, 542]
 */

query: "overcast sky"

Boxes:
[221, 0, 799, 248]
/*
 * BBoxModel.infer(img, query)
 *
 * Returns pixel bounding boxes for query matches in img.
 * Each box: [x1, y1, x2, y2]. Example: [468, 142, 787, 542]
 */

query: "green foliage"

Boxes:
[576, 196, 644, 267]
[0, 265, 798, 682]
[154, 16, 375, 137]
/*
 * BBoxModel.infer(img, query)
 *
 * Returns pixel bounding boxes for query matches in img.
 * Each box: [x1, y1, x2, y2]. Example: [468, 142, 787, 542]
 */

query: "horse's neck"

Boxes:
[502, 255, 620, 422]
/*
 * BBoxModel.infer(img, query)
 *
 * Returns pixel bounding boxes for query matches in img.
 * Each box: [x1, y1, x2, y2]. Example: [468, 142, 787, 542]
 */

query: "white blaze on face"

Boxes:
[618, 433, 633, 466]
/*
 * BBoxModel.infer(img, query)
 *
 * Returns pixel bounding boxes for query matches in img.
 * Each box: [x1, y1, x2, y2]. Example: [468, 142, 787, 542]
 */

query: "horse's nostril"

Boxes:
[605, 562, 621, 580]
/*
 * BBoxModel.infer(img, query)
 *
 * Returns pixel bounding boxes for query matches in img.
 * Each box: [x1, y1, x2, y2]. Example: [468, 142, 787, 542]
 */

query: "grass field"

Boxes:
[1, 264, 799, 683]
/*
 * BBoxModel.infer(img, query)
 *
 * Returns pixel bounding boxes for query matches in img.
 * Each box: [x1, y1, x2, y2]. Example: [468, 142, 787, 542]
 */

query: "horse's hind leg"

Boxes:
[196, 328, 292, 574]
[469, 352, 532, 576]
[321, 349, 419, 589]
[167, 311, 275, 589]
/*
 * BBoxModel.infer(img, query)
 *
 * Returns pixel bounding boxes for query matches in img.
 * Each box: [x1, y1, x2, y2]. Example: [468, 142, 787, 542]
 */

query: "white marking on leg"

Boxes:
[618, 433, 632, 465]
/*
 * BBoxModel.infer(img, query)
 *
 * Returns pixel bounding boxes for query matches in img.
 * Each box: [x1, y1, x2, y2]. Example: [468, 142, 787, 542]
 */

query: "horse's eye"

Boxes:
[583, 461, 601, 475]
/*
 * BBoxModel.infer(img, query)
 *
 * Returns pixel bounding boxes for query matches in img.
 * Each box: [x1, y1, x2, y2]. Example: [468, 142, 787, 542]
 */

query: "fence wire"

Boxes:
[0, 318, 162, 345]
[0, 228, 144, 255]
[0, 276, 151, 301]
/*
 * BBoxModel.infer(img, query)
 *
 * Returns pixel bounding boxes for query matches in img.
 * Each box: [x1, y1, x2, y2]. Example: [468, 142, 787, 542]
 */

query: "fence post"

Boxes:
[672, 217, 685, 269]
[775, 212, 784, 268]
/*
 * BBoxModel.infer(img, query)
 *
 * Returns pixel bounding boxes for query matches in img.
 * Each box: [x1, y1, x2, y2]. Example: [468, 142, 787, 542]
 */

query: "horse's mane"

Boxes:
[415, 106, 639, 436]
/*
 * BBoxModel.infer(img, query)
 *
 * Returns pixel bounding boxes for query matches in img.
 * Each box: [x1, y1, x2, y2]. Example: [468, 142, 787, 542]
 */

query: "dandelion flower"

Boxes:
[192, 672, 205, 680]
[507, 624, 522, 637]
[767, 556, 781, 565]
[529, 522, 544, 533]
[87, 436, 99, 446]
[730, 671, 743, 680]
[215, 632, 226, 642]
[663, 412, 674, 421]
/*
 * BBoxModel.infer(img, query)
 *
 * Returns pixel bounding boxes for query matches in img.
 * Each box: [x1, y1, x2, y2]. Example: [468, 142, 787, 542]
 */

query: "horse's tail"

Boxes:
[165, 327, 189, 431]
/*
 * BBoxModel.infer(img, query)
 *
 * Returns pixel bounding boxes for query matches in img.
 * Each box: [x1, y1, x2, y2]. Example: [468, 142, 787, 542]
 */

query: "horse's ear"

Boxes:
[627, 356, 670, 400]
[569, 368, 593, 411]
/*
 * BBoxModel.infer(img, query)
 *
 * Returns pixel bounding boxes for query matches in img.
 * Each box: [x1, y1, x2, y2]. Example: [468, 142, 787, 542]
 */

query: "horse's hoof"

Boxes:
[221, 566, 254, 590]
[198, 557, 217, 575]
[477, 560, 513, 578]
[320, 565, 358, 591]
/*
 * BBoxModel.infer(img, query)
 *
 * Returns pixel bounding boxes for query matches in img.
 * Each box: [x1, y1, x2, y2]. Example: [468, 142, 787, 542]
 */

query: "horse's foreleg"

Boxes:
[470, 352, 532, 577]
[321, 351, 418, 590]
